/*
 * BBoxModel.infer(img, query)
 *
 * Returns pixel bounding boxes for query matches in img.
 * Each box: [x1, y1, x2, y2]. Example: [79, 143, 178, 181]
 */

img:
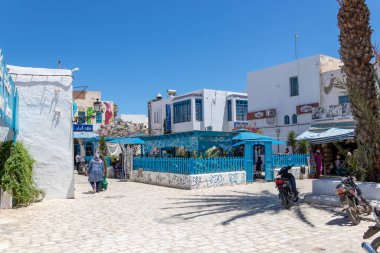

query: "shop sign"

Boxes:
[247, 110, 265, 120]
[165, 104, 171, 132]
[73, 124, 93, 132]
[312, 103, 353, 121]
[296, 103, 319, 115]
[234, 122, 249, 128]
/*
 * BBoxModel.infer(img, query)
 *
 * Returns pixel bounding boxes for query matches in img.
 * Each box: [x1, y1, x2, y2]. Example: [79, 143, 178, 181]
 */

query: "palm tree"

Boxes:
[287, 131, 297, 154]
[338, 0, 380, 182]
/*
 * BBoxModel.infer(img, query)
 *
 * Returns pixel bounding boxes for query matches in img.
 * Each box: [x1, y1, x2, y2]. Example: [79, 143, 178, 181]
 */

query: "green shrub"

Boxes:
[0, 141, 13, 185]
[1, 143, 44, 206]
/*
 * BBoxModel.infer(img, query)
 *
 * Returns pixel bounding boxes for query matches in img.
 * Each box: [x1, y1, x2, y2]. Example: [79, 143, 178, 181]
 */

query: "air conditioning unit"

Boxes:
[266, 109, 276, 117]
[266, 118, 275, 125]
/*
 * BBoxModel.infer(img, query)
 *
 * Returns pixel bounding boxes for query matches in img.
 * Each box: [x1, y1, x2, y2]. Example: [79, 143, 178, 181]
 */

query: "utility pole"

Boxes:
[294, 34, 299, 60]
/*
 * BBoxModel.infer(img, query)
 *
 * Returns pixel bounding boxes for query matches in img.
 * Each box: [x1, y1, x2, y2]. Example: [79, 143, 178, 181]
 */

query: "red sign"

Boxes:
[296, 103, 319, 115]
[247, 110, 276, 120]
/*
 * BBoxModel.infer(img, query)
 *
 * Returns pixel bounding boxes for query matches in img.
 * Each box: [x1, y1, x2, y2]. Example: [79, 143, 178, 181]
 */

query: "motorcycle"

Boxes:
[335, 176, 372, 225]
[275, 165, 298, 209]
[362, 206, 380, 252]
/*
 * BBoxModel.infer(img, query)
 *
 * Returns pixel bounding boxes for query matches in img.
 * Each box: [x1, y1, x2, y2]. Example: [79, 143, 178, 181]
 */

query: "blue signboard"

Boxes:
[73, 124, 93, 132]
[165, 104, 171, 132]
[234, 122, 249, 128]
[0, 50, 19, 141]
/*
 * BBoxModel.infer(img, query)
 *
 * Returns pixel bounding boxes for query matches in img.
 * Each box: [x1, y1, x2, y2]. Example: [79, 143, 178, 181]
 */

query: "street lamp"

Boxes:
[276, 128, 281, 153]
[93, 99, 102, 112]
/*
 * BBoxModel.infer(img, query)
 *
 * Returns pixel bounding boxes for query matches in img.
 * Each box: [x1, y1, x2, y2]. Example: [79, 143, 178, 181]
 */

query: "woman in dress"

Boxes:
[88, 153, 104, 193]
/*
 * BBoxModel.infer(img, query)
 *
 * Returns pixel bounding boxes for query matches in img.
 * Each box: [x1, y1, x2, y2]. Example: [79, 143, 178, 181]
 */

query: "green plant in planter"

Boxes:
[1, 143, 44, 206]
[0, 141, 13, 185]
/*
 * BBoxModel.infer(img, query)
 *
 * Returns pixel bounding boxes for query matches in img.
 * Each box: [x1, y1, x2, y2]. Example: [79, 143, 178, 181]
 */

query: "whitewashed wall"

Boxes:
[9, 65, 74, 199]
[247, 55, 342, 152]
[149, 89, 247, 134]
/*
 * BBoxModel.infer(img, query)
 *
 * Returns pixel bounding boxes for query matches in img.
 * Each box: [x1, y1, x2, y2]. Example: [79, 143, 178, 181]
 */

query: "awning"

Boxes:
[108, 137, 145, 145]
[232, 139, 286, 147]
[73, 132, 99, 139]
[296, 128, 354, 144]
[232, 132, 272, 141]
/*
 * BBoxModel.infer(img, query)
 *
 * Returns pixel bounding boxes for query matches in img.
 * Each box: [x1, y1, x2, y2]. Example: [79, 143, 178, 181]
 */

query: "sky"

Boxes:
[1, 0, 380, 115]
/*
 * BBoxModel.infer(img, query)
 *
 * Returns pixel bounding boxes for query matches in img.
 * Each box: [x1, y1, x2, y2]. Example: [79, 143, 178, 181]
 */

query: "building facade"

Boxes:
[148, 89, 248, 135]
[120, 114, 148, 124]
[8, 65, 75, 199]
[72, 90, 115, 158]
[247, 55, 347, 152]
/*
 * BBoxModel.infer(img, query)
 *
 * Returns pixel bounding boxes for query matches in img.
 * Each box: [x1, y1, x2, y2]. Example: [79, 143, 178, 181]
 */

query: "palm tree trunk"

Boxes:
[338, 0, 380, 182]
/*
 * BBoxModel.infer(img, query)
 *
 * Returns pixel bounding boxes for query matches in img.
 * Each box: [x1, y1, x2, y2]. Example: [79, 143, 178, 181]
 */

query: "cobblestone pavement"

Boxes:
[0, 174, 375, 253]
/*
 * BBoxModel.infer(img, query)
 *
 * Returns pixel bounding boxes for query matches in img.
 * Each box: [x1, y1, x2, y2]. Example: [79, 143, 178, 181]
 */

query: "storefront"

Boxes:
[297, 125, 356, 176]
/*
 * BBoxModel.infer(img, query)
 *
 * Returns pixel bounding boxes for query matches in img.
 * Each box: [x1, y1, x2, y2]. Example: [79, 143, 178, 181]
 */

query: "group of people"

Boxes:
[313, 149, 351, 177]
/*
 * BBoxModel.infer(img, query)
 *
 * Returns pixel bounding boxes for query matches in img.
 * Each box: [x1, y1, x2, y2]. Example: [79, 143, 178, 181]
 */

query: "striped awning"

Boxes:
[296, 128, 354, 144]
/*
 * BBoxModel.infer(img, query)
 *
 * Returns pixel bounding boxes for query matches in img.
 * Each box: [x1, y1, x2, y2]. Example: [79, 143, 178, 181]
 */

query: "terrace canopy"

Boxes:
[296, 128, 354, 144]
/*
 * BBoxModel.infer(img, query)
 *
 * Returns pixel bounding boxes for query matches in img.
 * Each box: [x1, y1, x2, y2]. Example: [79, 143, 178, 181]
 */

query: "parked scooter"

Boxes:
[362, 206, 380, 252]
[335, 176, 372, 225]
[275, 165, 298, 209]
[362, 242, 377, 253]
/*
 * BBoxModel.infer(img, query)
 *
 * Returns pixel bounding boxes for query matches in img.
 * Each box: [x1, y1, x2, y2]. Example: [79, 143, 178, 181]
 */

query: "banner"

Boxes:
[165, 104, 171, 133]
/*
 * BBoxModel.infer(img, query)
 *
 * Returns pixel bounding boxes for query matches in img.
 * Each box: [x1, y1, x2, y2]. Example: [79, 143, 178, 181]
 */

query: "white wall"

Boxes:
[9, 65, 74, 199]
[247, 55, 341, 151]
[120, 114, 148, 124]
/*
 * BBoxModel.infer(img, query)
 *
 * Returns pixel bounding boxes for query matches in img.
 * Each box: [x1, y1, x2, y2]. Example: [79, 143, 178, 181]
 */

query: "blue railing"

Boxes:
[272, 154, 310, 168]
[133, 157, 244, 175]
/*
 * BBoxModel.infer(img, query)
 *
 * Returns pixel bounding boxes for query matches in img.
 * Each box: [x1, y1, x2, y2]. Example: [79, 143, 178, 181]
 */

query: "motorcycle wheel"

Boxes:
[346, 198, 361, 225]
[280, 192, 291, 209]
[371, 237, 380, 251]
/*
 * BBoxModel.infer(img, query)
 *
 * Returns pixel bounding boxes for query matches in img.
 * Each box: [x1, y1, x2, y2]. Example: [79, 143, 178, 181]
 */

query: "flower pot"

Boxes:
[0, 186, 13, 209]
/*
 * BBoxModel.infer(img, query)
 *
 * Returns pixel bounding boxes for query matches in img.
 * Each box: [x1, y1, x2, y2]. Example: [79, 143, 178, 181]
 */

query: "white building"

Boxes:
[8, 65, 75, 199]
[148, 89, 248, 135]
[120, 114, 148, 124]
[247, 55, 349, 152]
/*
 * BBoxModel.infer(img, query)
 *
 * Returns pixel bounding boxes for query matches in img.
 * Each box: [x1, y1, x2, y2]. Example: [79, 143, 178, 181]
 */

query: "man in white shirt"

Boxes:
[75, 153, 82, 171]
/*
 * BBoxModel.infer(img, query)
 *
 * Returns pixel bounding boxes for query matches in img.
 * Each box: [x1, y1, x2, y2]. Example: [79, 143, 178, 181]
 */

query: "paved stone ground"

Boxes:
[0, 174, 375, 253]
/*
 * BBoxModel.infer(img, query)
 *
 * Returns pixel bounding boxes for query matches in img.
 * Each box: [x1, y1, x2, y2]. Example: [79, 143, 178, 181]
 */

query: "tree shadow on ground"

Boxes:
[161, 190, 317, 226]
[326, 212, 374, 226]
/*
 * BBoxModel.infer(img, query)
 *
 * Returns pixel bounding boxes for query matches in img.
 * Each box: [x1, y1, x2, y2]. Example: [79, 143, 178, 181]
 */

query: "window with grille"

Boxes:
[290, 76, 299, 96]
[292, 114, 297, 124]
[78, 111, 86, 124]
[173, 99, 192, 124]
[227, 100, 232, 121]
[195, 99, 203, 121]
[96, 112, 102, 123]
[236, 100, 248, 121]
[284, 115, 290, 125]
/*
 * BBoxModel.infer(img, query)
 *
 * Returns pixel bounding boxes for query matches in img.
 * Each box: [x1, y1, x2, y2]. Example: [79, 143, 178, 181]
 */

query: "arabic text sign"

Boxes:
[73, 124, 93, 132]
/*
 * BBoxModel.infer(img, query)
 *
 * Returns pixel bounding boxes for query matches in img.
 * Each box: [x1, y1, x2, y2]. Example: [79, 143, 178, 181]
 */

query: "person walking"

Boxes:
[88, 153, 104, 193]
[314, 150, 323, 178]
[75, 153, 81, 171]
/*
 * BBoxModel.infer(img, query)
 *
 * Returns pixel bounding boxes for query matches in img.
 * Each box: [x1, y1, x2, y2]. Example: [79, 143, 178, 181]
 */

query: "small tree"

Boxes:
[0, 141, 13, 185]
[297, 139, 310, 154]
[1, 143, 44, 206]
[287, 131, 297, 153]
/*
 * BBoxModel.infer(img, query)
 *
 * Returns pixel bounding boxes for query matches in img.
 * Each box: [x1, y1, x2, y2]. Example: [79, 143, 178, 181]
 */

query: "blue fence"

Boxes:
[133, 157, 244, 175]
[272, 154, 309, 168]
